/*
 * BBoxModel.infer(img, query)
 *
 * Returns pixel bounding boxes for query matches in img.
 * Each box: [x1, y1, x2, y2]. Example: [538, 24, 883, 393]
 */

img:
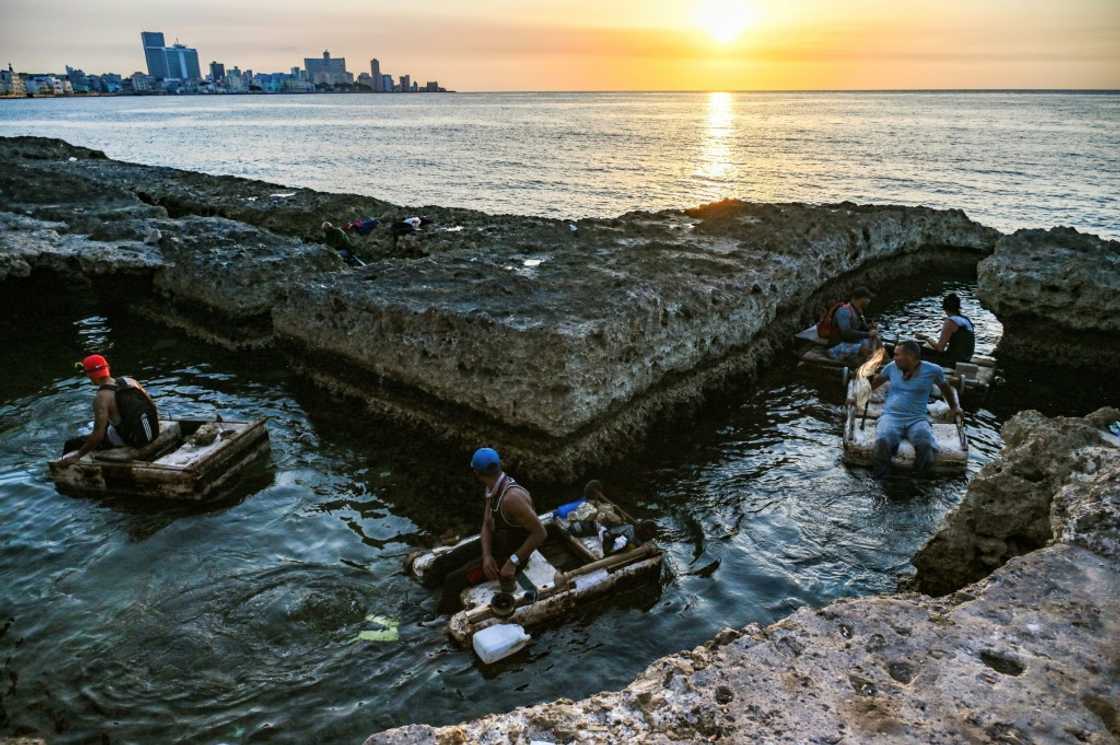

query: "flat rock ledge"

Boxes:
[977, 228, 1120, 366]
[366, 409, 1120, 745]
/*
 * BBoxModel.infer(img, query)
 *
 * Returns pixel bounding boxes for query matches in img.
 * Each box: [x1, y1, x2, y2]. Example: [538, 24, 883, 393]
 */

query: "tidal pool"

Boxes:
[1, 275, 1114, 744]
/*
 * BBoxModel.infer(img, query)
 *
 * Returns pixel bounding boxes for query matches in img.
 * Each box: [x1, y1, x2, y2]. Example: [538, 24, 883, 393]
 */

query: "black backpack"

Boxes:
[100, 379, 159, 447]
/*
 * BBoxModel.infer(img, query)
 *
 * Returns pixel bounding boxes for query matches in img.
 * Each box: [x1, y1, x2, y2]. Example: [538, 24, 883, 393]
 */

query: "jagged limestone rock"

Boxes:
[977, 228, 1120, 366]
[912, 407, 1120, 596]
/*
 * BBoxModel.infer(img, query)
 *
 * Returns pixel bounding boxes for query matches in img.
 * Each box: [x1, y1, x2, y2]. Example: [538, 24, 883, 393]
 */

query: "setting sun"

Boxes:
[694, 0, 757, 44]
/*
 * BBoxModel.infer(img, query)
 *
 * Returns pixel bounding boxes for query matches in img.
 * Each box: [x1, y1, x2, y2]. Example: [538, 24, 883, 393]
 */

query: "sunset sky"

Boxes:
[2, 0, 1118, 90]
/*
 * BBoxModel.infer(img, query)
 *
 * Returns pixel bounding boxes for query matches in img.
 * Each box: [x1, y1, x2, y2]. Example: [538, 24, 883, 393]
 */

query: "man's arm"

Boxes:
[869, 372, 889, 390]
[937, 379, 961, 414]
[65, 392, 111, 460]
[499, 490, 547, 578]
[480, 500, 498, 579]
[929, 319, 957, 352]
[837, 307, 871, 342]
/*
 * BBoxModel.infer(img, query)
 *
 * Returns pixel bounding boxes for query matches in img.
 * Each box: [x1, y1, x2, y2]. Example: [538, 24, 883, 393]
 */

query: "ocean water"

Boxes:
[1, 91, 1118, 238]
[3, 273, 1118, 744]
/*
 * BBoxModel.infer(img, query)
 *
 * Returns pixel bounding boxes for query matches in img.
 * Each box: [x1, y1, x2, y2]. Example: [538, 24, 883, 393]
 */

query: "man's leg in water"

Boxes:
[908, 420, 937, 474]
[873, 416, 903, 478]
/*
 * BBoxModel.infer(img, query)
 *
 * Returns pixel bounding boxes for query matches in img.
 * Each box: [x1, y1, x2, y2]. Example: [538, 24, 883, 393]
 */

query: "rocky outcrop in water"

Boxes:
[275, 202, 999, 479]
[0, 136, 1005, 478]
[366, 409, 1120, 745]
[912, 407, 1120, 596]
[978, 228, 1120, 366]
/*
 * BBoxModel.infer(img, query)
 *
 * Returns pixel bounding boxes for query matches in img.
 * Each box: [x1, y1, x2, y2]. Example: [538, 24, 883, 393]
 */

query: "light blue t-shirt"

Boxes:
[881, 361, 945, 425]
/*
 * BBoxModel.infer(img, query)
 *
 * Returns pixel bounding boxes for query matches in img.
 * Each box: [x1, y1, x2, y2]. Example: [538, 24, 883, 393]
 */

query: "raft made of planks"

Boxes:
[842, 380, 968, 473]
[408, 498, 664, 646]
[48, 419, 270, 501]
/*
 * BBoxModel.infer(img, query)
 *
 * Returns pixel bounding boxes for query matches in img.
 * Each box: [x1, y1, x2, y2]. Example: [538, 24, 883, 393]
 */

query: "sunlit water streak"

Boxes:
[1, 91, 1117, 237]
[2, 276, 1117, 743]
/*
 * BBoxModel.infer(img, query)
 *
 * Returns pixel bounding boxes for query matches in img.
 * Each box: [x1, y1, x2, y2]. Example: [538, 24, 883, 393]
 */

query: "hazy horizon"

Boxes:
[2, 0, 1118, 91]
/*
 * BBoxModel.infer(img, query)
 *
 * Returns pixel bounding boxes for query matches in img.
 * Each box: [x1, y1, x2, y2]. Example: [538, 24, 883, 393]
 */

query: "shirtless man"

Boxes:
[61, 354, 159, 461]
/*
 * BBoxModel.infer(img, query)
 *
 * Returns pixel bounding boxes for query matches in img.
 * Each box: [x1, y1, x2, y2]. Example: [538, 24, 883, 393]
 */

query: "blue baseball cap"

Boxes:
[470, 447, 501, 473]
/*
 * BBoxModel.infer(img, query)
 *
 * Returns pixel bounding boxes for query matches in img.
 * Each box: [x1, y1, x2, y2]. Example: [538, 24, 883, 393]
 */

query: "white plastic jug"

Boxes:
[472, 623, 531, 664]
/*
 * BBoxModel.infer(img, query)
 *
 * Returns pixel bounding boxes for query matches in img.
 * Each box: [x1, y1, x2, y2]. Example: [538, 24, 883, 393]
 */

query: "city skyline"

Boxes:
[1, 0, 1118, 90]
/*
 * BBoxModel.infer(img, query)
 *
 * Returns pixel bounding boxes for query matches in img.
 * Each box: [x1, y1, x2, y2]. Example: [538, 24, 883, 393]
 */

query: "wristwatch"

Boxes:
[508, 554, 520, 567]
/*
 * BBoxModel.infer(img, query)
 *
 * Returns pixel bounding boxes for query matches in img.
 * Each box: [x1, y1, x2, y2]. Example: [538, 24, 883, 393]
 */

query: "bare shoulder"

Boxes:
[506, 484, 534, 508]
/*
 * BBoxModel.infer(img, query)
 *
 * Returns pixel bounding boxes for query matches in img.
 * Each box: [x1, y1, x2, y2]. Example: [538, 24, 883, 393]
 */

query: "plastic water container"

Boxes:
[472, 624, 531, 664]
[553, 499, 586, 520]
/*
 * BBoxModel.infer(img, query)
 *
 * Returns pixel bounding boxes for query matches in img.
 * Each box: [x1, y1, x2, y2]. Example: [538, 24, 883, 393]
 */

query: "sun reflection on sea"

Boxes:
[697, 91, 735, 182]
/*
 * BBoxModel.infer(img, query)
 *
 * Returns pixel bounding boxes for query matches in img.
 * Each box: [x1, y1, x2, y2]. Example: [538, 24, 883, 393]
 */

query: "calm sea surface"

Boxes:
[2, 93, 1120, 744]
[0, 91, 1118, 237]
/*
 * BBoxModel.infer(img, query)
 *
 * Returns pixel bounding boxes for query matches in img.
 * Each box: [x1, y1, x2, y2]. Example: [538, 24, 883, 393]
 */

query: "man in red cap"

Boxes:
[61, 354, 160, 462]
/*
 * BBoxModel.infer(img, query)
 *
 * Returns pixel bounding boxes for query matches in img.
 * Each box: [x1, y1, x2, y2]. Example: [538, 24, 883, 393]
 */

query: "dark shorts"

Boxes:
[432, 528, 530, 613]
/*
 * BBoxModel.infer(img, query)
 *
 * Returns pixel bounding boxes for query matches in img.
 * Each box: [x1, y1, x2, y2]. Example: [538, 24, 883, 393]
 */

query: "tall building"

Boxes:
[381, 74, 393, 92]
[164, 44, 201, 80]
[399, 74, 410, 92]
[141, 31, 168, 79]
[304, 50, 350, 86]
[141, 31, 201, 80]
[370, 58, 382, 91]
[210, 61, 225, 82]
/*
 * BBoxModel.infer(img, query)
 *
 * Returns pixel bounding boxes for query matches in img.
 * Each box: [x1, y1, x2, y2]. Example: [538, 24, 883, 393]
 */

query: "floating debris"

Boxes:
[356, 614, 399, 643]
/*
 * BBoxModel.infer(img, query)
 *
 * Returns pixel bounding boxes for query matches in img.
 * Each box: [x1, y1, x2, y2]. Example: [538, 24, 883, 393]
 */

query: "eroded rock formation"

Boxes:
[366, 409, 1120, 744]
[978, 228, 1120, 366]
[912, 407, 1120, 595]
[1, 136, 1004, 478]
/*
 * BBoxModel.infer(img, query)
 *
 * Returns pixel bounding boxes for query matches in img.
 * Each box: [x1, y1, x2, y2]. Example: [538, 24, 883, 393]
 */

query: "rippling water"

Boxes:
[3, 274, 1118, 744]
[1, 92, 1118, 237]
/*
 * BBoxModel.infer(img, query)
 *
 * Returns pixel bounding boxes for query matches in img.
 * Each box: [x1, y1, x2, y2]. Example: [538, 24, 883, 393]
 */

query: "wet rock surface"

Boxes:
[142, 217, 344, 349]
[367, 411, 1120, 745]
[913, 407, 1120, 596]
[978, 228, 1120, 366]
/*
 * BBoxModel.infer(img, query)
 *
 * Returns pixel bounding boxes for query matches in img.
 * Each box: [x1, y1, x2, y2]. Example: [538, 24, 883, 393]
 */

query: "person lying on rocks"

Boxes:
[869, 341, 961, 478]
[60, 355, 159, 462]
[824, 286, 880, 363]
[321, 221, 363, 267]
[917, 293, 976, 368]
[429, 447, 547, 613]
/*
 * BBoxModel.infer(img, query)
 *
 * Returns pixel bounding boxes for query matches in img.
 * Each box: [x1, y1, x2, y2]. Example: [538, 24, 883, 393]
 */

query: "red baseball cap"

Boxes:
[81, 354, 110, 378]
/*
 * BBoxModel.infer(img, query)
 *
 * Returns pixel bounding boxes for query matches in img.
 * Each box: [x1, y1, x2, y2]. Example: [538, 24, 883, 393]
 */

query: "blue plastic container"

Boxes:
[552, 499, 586, 520]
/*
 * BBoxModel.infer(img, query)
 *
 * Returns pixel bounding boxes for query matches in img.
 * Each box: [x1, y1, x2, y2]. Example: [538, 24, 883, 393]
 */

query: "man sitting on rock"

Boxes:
[869, 341, 960, 478]
[826, 286, 880, 363]
[61, 355, 159, 461]
[430, 447, 548, 613]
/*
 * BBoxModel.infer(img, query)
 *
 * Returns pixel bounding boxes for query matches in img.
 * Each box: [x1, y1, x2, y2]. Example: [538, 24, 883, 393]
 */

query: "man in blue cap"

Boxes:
[432, 447, 547, 613]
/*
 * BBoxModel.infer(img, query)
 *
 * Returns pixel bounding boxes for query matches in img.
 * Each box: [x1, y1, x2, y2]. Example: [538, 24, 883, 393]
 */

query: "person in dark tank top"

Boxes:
[432, 447, 548, 613]
[919, 293, 976, 367]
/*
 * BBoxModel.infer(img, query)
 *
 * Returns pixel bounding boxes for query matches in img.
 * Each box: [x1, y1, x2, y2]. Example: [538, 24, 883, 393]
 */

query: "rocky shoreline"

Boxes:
[4, 136, 1120, 744]
[2, 136, 1008, 480]
[367, 408, 1120, 744]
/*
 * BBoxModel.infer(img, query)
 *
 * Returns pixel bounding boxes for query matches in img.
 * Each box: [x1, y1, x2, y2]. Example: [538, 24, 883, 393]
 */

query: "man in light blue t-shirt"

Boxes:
[869, 341, 961, 477]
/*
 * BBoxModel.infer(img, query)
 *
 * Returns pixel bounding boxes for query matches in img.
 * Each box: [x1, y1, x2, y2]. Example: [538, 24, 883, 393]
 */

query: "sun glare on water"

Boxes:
[695, 0, 757, 44]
